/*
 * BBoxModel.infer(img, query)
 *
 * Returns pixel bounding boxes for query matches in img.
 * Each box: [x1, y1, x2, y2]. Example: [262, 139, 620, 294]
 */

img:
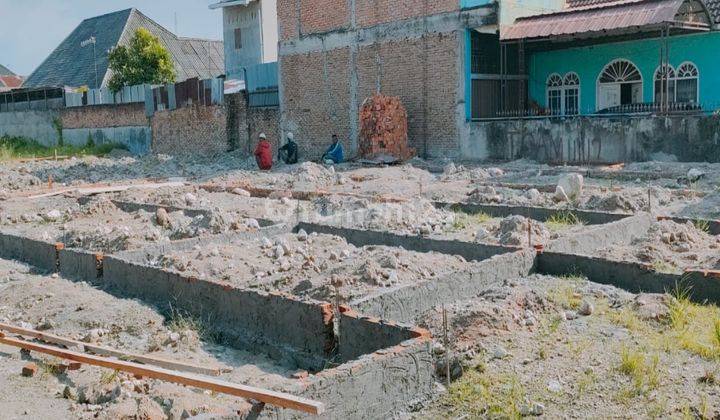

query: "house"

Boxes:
[23, 8, 224, 89]
[501, 0, 720, 115]
[209, 0, 278, 79]
[276, 0, 566, 160]
[0, 65, 23, 92]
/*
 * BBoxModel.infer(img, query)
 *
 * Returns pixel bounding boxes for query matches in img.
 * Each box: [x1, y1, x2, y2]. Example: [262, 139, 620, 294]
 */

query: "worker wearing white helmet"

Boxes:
[278, 131, 298, 164]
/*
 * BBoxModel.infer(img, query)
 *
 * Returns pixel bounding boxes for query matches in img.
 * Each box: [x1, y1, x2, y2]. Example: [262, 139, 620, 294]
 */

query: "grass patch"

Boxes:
[438, 369, 528, 419]
[545, 210, 585, 232]
[100, 369, 119, 385]
[548, 284, 582, 310]
[615, 346, 661, 401]
[693, 219, 711, 233]
[650, 260, 680, 274]
[0, 135, 124, 161]
[451, 211, 492, 231]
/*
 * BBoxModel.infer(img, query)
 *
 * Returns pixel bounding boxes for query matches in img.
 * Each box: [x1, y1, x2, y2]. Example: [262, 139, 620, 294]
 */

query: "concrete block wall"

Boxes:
[278, 0, 494, 159]
[473, 114, 720, 164]
[0, 110, 59, 146]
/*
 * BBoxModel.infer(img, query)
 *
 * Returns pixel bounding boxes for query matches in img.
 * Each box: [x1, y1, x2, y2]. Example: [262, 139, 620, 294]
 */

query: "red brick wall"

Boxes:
[60, 103, 147, 129]
[281, 47, 352, 159]
[281, 31, 461, 158]
[248, 107, 281, 156]
[300, 0, 350, 35]
[355, 0, 458, 27]
[151, 105, 228, 156]
[278, 0, 299, 41]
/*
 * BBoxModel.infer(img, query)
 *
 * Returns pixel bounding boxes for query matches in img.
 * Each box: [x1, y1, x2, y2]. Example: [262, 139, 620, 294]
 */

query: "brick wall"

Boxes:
[281, 47, 352, 159]
[355, 0, 458, 27]
[280, 31, 461, 159]
[278, 0, 460, 39]
[60, 103, 147, 129]
[151, 105, 229, 156]
[248, 107, 281, 155]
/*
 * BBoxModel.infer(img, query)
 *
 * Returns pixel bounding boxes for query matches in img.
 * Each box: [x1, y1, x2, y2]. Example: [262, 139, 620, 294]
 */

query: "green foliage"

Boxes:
[52, 117, 63, 146]
[86, 133, 95, 149]
[0, 135, 125, 160]
[108, 28, 175, 93]
[546, 210, 585, 231]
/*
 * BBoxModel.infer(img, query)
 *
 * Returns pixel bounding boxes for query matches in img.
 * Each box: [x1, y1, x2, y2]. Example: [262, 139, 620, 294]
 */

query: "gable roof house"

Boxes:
[23, 8, 224, 89]
[0, 65, 23, 92]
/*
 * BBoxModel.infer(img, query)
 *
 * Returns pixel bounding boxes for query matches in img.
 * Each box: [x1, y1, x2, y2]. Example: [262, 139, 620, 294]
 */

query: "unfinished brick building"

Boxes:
[277, 1, 498, 160]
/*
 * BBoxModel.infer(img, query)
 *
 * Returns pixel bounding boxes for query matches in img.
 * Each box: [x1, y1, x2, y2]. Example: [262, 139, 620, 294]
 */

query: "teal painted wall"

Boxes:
[529, 32, 720, 113]
[461, 0, 493, 8]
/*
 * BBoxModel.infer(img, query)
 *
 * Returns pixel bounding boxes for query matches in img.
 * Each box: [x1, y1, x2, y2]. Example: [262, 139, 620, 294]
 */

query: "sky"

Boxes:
[0, 0, 223, 76]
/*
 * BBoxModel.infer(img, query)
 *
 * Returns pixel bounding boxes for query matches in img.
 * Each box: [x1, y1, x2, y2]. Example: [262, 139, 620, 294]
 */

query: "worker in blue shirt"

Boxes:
[322, 134, 344, 164]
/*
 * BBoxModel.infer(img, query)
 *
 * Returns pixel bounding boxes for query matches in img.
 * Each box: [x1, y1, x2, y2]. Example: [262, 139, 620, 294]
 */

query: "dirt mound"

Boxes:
[584, 192, 641, 212]
[496, 215, 550, 246]
[290, 162, 336, 188]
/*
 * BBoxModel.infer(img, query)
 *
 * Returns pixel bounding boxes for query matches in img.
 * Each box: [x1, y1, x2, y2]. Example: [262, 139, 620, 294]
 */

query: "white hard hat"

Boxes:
[287, 132, 294, 140]
[259, 133, 267, 139]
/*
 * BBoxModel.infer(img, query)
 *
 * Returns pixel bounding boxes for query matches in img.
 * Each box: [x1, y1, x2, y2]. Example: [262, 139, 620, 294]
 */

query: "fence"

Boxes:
[0, 87, 65, 112]
[65, 84, 149, 108]
[145, 77, 224, 117]
[245, 62, 279, 107]
[472, 101, 720, 121]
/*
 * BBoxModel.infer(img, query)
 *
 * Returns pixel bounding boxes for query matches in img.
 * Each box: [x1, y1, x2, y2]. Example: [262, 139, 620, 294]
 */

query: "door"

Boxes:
[598, 84, 621, 110]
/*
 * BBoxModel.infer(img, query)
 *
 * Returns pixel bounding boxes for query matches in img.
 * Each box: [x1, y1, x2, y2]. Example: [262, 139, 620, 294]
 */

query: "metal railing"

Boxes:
[472, 101, 720, 121]
[0, 87, 65, 112]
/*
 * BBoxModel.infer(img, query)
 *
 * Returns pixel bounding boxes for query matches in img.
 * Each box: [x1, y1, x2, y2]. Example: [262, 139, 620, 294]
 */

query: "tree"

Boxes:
[107, 28, 175, 92]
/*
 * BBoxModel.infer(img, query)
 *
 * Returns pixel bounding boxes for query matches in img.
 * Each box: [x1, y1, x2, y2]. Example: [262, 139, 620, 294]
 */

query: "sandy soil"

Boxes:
[0, 258, 298, 419]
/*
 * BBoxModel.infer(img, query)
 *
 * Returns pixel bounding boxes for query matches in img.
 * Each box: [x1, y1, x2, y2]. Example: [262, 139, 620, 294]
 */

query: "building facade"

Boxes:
[502, 0, 720, 115]
[210, 0, 279, 79]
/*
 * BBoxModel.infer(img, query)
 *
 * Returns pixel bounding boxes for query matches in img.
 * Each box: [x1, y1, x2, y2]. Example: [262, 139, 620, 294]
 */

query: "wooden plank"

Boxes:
[0, 322, 225, 376]
[27, 181, 186, 199]
[0, 333, 325, 415]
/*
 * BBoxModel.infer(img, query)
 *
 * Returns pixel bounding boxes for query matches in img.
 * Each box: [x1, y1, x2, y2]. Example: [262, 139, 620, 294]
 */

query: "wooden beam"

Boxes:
[0, 333, 325, 415]
[27, 181, 186, 199]
[0, 322, 226, 376]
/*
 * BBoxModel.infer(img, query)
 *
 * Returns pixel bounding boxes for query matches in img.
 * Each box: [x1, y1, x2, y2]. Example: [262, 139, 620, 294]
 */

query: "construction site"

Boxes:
[2, 0, 720, 417]
[0, 147, 716, 418]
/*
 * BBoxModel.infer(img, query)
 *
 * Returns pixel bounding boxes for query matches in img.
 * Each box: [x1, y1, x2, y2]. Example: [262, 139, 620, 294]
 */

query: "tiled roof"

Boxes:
[0, 64, 15, 76]
[705, 0, 720, 22]
[24, 8, 224, 89]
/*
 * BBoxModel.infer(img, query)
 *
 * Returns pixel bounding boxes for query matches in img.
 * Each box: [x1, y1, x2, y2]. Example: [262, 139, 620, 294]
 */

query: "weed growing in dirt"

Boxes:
[693, 219, 711, 233]
[0, 135, 124, 161]
[451, 211, 492, 231]
[546, 211, 585, 232]
[616, 346, 661, 401]
[650, 260, 679, 274]
[167, 307, 203, 335]
[440, 369, 528, 418]
[100, 369, 119, 385]
[548, 284, 582, 310]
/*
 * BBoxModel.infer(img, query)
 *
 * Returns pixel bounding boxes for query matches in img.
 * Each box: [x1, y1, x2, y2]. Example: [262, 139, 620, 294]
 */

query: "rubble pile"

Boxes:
[359, 94, 415, 161]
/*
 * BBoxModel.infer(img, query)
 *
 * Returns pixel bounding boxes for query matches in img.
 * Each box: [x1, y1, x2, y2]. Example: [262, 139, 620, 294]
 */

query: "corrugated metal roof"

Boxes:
[24, 8, 224, 89]
[502, 0, 692, 40]
[706, 0, 720, 22]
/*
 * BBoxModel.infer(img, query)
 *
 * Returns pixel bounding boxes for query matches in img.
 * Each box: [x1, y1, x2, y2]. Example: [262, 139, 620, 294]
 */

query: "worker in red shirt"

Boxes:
[254, 133, 273, 170]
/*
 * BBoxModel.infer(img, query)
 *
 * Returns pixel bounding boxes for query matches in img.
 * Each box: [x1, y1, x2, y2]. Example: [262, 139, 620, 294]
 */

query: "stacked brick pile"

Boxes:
[359, 94, 415, 161]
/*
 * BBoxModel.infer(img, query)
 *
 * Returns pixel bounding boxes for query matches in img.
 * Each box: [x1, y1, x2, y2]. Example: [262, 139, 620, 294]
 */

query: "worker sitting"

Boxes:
[254, 133, 273, 171]
[278, 132, 298, 164]
[322, 134, 344, 165]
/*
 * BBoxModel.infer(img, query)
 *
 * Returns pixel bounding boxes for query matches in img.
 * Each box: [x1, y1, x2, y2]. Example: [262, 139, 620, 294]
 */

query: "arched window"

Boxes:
[563, 73, 580, 115]
[546, 74, 563, 115]
[676, 62, 699, 103]
[597, 59, 643, 110]
[654, 65, 676, 104]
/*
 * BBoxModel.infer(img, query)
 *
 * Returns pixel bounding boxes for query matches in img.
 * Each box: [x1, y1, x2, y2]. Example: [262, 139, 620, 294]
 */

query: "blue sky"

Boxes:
[0, 0, 223, 76]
